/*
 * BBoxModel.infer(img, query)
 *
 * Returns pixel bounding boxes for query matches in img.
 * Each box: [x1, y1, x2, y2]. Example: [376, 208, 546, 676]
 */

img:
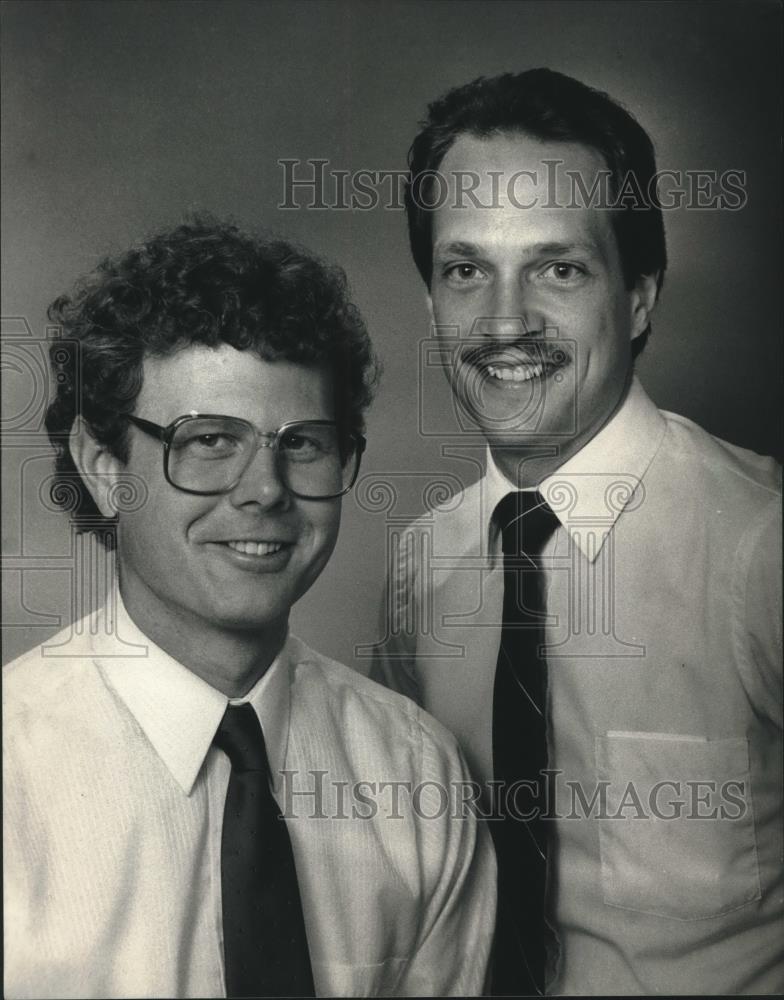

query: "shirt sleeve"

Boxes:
[734, 494, 783, 727]
[369, 523, 423, 705]
[393, 717, 497, 997]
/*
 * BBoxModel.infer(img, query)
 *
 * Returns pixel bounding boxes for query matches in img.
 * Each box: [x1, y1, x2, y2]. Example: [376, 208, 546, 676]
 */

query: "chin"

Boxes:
[201, 601, 289, 633]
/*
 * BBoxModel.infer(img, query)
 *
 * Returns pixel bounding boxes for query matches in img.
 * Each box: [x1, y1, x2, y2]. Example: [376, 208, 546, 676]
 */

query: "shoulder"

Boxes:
[410, 474, 484, 530]
[659, 409, 781, 507]
[3, 620, 107, 762]
[651, 410, 781, 553]
[288, 636, 467, 774]
[4, 625, 93, 716]
[394, 475, 487, 565]
[4, 634, 102, 809]
[654, 410, 781, 609]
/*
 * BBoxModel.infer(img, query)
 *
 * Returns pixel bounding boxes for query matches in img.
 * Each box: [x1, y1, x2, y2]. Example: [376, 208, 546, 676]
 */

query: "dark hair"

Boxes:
[45, 215, 379, 539]
[405, 68, 667, 357]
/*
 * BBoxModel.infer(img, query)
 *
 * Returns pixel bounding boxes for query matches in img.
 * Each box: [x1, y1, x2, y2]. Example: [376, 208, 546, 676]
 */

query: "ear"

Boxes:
[425, 290, 435, 327]
[630, 272, 660, 341]
[68, 416, 126, 519]
[425, 291, 453, 370]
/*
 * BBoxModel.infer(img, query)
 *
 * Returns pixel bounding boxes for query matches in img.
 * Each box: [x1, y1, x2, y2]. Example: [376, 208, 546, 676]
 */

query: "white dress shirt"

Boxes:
[372, 377, 783, 994]
[3, 592, 496, 998]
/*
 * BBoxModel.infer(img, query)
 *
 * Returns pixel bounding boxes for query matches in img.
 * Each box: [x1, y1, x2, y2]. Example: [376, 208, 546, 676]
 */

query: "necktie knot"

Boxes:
[214, 703, 270, 774]
[495, 490, 560, 557]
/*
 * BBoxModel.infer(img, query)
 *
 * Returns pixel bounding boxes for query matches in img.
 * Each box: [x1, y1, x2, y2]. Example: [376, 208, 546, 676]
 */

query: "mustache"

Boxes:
[456, 339, 571, 368]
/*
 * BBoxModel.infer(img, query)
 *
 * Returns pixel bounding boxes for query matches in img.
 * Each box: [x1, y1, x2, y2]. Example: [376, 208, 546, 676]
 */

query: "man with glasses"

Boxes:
[3, 217, 495, 998]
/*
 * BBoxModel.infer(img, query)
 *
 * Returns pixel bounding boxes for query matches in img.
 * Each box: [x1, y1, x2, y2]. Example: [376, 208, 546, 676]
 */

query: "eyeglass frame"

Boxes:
[123, 412, 366, 500]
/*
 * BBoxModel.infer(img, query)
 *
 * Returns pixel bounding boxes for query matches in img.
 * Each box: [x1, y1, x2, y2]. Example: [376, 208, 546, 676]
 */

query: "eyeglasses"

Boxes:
[124, 413, 366, 500]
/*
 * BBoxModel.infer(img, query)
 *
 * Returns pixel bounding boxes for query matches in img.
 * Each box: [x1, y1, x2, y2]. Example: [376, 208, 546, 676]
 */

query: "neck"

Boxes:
[489, 373, 633, 488]
[117, 573, 286, 699]
[488, 442, 565, 489]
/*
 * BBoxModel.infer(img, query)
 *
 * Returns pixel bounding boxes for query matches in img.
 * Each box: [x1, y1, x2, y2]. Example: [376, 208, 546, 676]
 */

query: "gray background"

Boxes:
[2, 0, 781, 667]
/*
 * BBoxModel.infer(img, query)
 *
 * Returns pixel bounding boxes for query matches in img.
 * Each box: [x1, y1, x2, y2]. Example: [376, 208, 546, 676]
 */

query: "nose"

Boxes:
[471, 273, 542, 341]
[227, 442, 290, 511]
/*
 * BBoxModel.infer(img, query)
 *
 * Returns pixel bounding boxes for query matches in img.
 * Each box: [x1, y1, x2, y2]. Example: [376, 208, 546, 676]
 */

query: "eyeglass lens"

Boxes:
[167, 417, 357, 497]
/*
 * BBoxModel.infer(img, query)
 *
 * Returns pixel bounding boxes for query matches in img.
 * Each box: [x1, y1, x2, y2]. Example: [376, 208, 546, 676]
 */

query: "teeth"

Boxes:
[226, 541, 284, 555]
[486, 363, 544, 382]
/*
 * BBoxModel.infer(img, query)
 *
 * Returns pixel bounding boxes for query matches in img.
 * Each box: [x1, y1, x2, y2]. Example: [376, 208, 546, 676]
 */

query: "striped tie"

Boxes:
[490, 490, 560, 996]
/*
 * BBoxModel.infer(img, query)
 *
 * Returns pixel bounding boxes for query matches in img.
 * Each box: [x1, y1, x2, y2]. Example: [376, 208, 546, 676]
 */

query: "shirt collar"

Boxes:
[94, 588, 293, 796]
[484, 376, 666, 562]
[229, 639, 292, 796]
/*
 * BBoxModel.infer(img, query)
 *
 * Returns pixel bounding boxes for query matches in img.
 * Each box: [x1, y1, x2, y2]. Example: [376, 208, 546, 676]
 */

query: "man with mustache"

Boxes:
[372, 69, 782, 994]
[3, 217, 495, 998]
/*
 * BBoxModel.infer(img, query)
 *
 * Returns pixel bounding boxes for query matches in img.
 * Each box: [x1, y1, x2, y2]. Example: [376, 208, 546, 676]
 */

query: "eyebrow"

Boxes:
[433, 239, 601, 260]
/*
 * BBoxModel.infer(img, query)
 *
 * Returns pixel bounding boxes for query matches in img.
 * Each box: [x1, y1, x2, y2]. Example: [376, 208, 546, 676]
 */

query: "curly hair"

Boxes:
[405, 69, 667, 358]
[45, 215, 379, 540]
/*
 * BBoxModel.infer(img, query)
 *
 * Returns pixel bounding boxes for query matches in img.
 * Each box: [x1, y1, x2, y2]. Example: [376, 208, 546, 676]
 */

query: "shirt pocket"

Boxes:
[594, 731, 761, 921]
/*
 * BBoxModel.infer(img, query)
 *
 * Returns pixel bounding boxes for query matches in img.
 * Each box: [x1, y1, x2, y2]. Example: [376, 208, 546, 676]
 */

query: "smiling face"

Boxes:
[429, 132, 657, 483]
[111, 344, 341, 653]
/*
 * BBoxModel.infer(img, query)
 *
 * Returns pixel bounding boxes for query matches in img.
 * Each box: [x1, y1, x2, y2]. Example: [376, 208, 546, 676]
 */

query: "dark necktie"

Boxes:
[490, 490, 560, 997]
[213, 702, 316, 998]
